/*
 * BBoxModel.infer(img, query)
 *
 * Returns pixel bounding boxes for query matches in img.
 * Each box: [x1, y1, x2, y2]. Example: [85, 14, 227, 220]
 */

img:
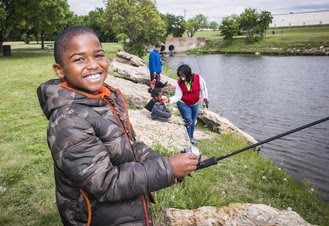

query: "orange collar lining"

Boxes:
[58, 81, 111, 99]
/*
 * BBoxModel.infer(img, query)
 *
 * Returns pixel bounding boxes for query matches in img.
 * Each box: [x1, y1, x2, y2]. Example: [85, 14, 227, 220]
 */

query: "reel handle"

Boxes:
[196, 157, 218, 170]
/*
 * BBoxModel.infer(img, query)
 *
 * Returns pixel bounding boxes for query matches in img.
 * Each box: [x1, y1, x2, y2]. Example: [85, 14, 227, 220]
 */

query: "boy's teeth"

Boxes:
[85, 74, 100, 80]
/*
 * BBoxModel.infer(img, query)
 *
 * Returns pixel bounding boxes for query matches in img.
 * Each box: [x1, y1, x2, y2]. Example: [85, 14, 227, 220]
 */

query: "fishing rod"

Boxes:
[193, 116, 329, 170]
[193, 55, 210, 109]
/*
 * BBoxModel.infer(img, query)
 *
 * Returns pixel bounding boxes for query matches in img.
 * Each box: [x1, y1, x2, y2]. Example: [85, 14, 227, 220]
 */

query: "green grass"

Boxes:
[0, 51, 60, 225]
[188, 25, 329, 55]
[152, 134, 329, 225]
[1, 45, 329, 225]
[3, 41, 123, 59]
[183, 29, 222, 40]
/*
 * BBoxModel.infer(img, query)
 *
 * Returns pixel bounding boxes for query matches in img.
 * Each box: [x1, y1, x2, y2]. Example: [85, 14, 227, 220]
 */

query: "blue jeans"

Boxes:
[177, 101, 200, 140]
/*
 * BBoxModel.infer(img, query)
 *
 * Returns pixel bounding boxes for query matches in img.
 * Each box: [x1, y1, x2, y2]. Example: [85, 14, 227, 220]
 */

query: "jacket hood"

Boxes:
[37, 79, 105, 119]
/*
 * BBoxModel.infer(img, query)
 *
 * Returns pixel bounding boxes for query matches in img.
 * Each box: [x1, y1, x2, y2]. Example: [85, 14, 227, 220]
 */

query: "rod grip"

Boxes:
[197, 157, 218, 170]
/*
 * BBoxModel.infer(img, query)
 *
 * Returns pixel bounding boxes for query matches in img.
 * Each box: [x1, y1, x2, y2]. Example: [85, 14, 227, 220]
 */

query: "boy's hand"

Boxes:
[161, 95, 168, 103]
[169, 153, 198, 178]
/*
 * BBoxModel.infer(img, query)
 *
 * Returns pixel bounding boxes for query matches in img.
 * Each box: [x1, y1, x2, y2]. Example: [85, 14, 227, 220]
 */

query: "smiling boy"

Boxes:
[37, 26, 197, 225]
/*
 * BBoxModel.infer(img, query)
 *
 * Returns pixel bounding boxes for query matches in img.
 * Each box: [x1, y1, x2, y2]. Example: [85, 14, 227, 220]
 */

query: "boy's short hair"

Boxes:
[54, 26, 98, 66]
[155, 43, 162, 48]
[151, 88, 162, 98]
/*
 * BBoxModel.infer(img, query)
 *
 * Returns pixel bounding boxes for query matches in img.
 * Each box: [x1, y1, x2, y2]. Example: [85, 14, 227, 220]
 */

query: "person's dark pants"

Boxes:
[150, 72, 160, 81]
[177, 101, 200, 140]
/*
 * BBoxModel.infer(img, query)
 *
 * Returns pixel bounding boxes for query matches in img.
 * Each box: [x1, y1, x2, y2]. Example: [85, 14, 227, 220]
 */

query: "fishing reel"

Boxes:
[177, 146, 202, 183]
[180, 146, 201, 161]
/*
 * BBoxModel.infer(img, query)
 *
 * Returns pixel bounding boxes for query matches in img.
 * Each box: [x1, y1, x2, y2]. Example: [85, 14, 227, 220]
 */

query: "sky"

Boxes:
[67, 0, 329, 23]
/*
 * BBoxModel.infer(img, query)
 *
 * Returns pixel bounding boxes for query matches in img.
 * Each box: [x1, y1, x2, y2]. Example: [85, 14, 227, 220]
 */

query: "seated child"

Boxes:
[150, 88, 171, 122]
[37, 26, 198, 226]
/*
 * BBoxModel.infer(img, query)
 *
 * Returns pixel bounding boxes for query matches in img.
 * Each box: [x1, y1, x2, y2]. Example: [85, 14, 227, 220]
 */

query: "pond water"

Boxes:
[166, 54, 329, 200]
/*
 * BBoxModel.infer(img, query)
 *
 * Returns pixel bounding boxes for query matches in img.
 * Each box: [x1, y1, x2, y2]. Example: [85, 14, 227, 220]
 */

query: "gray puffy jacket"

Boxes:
[37, 79, 174, 226]
[151, 101, 171, 122]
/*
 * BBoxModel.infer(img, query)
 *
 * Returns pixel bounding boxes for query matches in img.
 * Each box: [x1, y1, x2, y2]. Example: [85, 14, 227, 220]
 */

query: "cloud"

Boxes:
[67, 0, 105, 15]
[67, 0, 329, 23]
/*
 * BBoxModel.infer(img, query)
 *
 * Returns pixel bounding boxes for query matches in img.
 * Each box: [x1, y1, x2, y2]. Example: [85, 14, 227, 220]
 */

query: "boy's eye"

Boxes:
[95, 54, 104, 58]
[74, 58, 84, 62]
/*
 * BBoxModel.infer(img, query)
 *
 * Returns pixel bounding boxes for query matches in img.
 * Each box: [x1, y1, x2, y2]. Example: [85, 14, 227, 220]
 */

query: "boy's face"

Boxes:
[155, 91, 162, 101]
[53, 33, 108, 95]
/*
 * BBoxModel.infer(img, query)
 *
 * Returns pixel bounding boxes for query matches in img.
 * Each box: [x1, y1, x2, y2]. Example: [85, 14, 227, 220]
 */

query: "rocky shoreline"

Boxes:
[106, 51, 313, 225]
[108, 51, 258, 150]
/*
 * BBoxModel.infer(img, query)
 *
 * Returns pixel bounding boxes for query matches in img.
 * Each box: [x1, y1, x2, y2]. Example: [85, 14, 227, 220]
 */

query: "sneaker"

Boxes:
[191, 139, 198, 145]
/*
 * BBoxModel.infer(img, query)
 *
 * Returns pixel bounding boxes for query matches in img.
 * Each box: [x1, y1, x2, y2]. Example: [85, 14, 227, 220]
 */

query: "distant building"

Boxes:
[269, 10, 329, 28]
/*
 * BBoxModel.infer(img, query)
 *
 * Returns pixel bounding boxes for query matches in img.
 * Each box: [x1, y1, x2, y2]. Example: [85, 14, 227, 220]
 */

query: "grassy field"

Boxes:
[0, 43, 329, 225]
[188, 25, 329, 55]
[2, 41, 123, 59]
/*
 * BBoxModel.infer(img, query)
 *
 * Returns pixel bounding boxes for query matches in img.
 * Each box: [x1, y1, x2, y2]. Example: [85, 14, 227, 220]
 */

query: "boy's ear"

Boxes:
[53, 63, 65, 79]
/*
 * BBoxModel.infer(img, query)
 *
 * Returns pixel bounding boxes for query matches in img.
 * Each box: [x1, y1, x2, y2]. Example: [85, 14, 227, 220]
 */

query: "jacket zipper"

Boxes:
[103, 97, 151, 225]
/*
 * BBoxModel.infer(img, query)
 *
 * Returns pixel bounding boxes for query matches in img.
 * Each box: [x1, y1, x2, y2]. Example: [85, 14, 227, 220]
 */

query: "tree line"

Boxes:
[220, 8, 273, 41]
[1, 0, 218, 56]
[1, 0, 272, 57]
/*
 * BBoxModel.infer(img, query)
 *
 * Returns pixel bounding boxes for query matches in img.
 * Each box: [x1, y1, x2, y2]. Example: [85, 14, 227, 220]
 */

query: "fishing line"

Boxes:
[196, 116, 329, 170]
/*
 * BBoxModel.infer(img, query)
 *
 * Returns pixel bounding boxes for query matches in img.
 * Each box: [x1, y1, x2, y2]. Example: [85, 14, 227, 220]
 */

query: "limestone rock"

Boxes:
[110, 61, 150, 85]
[164, 203, 313, 226]
[105, 75, 151, 108]
[110, 51, 177, 94]
[114, 50, 147, 67]
[129, 109, 191, 151]
[198, 109, 258, 147]
[109, 60, 176, 94]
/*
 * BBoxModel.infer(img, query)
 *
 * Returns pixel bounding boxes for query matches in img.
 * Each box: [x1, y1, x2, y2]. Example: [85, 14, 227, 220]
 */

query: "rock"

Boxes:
[110, 61, 150, 85]
[109, 61, 176, 94]
[164, 203, 314, 226]
[114, 50, 147, 67]
[129, 109, 191, 150]
[194, 128, 217, 141]
[198, 109, 259, 147]
[105, 74, 151, 108]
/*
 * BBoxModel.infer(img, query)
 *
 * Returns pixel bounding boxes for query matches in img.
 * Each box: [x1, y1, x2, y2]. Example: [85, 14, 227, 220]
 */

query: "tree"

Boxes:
[220, 16, 239, 40]
[65, 12, 88, 28]
[209, 21, 218, 30]
[0, 0, 34, 53]
[185, 14, 209, 37]
[28, 0, 70, 49]
[161, 13, 186, 37]
[238, 8, 272, 41]
[103, 0, 166, 57]
[83, 8, 116, 42]
[185, 18, 201, 37]
[258, 10, 273, 37]
[194, 14, 208, 29]
[238, 8, 258, 40]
